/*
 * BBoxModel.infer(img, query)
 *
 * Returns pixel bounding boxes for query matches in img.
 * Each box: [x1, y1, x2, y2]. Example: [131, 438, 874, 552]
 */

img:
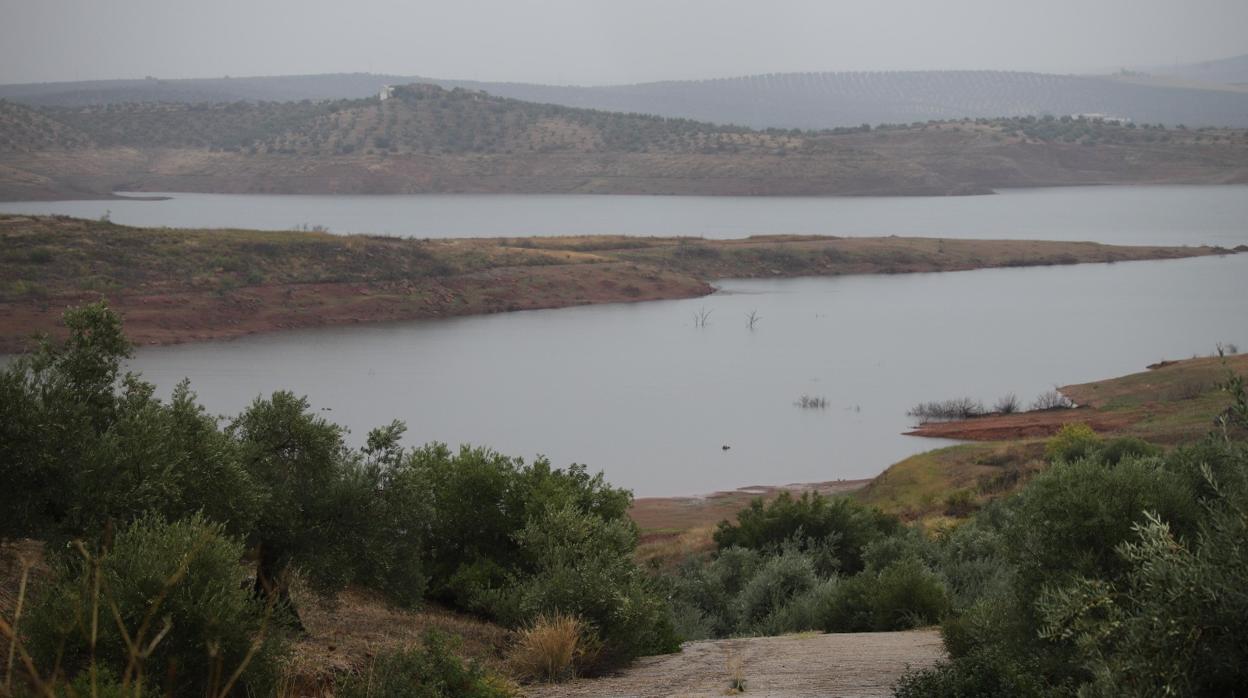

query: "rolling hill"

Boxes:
[4, 68, 1248, 129]
[2, 83, 1246, 200]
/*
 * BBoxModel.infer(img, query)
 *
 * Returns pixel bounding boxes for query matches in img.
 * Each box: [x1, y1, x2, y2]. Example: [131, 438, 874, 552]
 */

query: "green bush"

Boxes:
[894, 649, 1050, 698]
[713, 492, 899, 574]
[1044, 422, 1099, 462]
[868, 558, 950, 629]
[25, 514, 285, 696]
[818, 558, 948, 632]
[335, 631, 514, 698]
[487, 503, 680, 668]
[0, 303, 258, 544]
[409, 443, 631, 608]
[817, 571, 875, 632]
[750, 578, 840, 636]
[734, 550, 817, 628]
[914, 439, 1248, 693]
[1037, 507, 1248, 696]
[1095, 436, 1161, 465]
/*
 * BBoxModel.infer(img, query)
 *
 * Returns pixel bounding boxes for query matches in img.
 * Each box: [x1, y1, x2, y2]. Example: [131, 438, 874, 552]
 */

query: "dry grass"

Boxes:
[724, 652, 746, 694]
[288, 584, 512, 692]
[507, 613, 584, 683]
[635, 525, 718, 570]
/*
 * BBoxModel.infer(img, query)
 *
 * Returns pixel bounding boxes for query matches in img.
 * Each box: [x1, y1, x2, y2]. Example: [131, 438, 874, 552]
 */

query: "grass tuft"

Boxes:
[508, 613, 584, 683]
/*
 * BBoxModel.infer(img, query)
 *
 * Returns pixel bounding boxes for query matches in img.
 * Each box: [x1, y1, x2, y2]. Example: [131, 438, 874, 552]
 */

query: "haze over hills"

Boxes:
[4, 66, 1248, 129]
[2, 83, 1246, 200]
[1140, 53, 1248, 86]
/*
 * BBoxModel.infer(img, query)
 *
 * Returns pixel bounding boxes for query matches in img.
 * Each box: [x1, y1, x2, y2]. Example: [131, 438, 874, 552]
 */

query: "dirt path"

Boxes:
[525, 629, 944, 698]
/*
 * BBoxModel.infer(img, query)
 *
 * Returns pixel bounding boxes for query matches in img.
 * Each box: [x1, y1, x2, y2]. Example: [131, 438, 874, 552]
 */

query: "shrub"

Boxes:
[734, 550, 817, 627]
[817, 571, 875, 632]
[1037, 506, 1248, 696]
[508, 613, 585, 682]
[993, 393, 1020, 414]
[943, 489, 979, 517]
[907, 397, 985, 423]
[0, 303, 260, 544]
[1044, 422, 1099, 462]
[794, 394, 828, 409]
[750, 578, 839, 636]
[894, 649, 1049, 698]
[868, 558, 950, 630]
[1095, 436, 1161, 466]
[819, 558, 948, 632]
[335, 631, 515, 698]
[24, 514, 285, 696]
[917, 439, 1248, 695]
[1030, 389, 1074, 411]
[713, 492, 899, 575]
[488, 503, 680, 668]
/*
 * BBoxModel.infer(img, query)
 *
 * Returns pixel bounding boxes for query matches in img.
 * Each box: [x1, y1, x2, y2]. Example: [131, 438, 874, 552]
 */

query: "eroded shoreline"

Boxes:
[0, 213, 1236, 352]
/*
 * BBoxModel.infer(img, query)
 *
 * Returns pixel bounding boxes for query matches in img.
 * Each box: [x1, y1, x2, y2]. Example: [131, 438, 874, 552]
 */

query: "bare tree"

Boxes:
[693, 306, 713, 327]
[745, 310, 761, 330]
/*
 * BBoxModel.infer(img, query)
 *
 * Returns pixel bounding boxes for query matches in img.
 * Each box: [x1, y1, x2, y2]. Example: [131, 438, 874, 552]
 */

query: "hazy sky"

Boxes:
[2, 0, 1246, 85]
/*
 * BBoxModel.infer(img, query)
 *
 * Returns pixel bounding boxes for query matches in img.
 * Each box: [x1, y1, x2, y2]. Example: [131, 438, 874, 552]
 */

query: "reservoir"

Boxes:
[121, 253, 1247, 496]
[2, 185, 1247, 246]
[5, 185, 1245, 494]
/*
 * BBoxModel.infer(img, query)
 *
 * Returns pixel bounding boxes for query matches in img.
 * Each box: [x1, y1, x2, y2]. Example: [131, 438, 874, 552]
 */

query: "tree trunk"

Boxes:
[252, 542, 305, 633]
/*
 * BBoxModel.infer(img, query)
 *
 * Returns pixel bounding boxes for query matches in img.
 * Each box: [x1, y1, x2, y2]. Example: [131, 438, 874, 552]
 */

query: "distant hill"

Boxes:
[22, 84, 780, 156]
[425, 71, 1248, 129]
[0, 73, 408, 107]
[1143, 54, 1248, 87]
[5, 69, 1248, 129]
[0, 100, 92, 151]
[2, 83, 1246, 200]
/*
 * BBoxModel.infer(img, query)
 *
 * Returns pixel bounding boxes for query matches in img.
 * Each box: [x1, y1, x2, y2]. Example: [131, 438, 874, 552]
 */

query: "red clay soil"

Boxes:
[0, 263, 712, 352]
[904, 406, 1140, 441]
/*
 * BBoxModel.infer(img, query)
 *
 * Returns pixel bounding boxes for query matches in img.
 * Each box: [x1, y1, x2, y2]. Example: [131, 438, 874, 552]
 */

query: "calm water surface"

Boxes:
[124, 254, 1247, 496]
[2, 185, 1247, 246]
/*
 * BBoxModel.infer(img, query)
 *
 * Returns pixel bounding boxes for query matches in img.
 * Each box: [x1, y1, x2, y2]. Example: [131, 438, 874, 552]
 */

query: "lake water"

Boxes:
[2, 185, 1248, 246]
[5, 186, 1246, 495]
[123, 254, 1247, 496]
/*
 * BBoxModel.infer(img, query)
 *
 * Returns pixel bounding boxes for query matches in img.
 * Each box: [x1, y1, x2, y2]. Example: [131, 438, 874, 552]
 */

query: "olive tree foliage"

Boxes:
[900, 436, 1248, 696]
[0, 302, 259, 543]
[24, 514, 286, 696]
[3, 303, 678, 667]
[0, 303, 411, 604]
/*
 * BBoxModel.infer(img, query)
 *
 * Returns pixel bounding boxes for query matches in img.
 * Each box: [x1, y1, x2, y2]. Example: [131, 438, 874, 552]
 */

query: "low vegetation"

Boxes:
[896, 426, 1248, 696]
[909, 389, 1077, 424]
[658, 492, 948, 641]
[794, 394, 828, 409]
